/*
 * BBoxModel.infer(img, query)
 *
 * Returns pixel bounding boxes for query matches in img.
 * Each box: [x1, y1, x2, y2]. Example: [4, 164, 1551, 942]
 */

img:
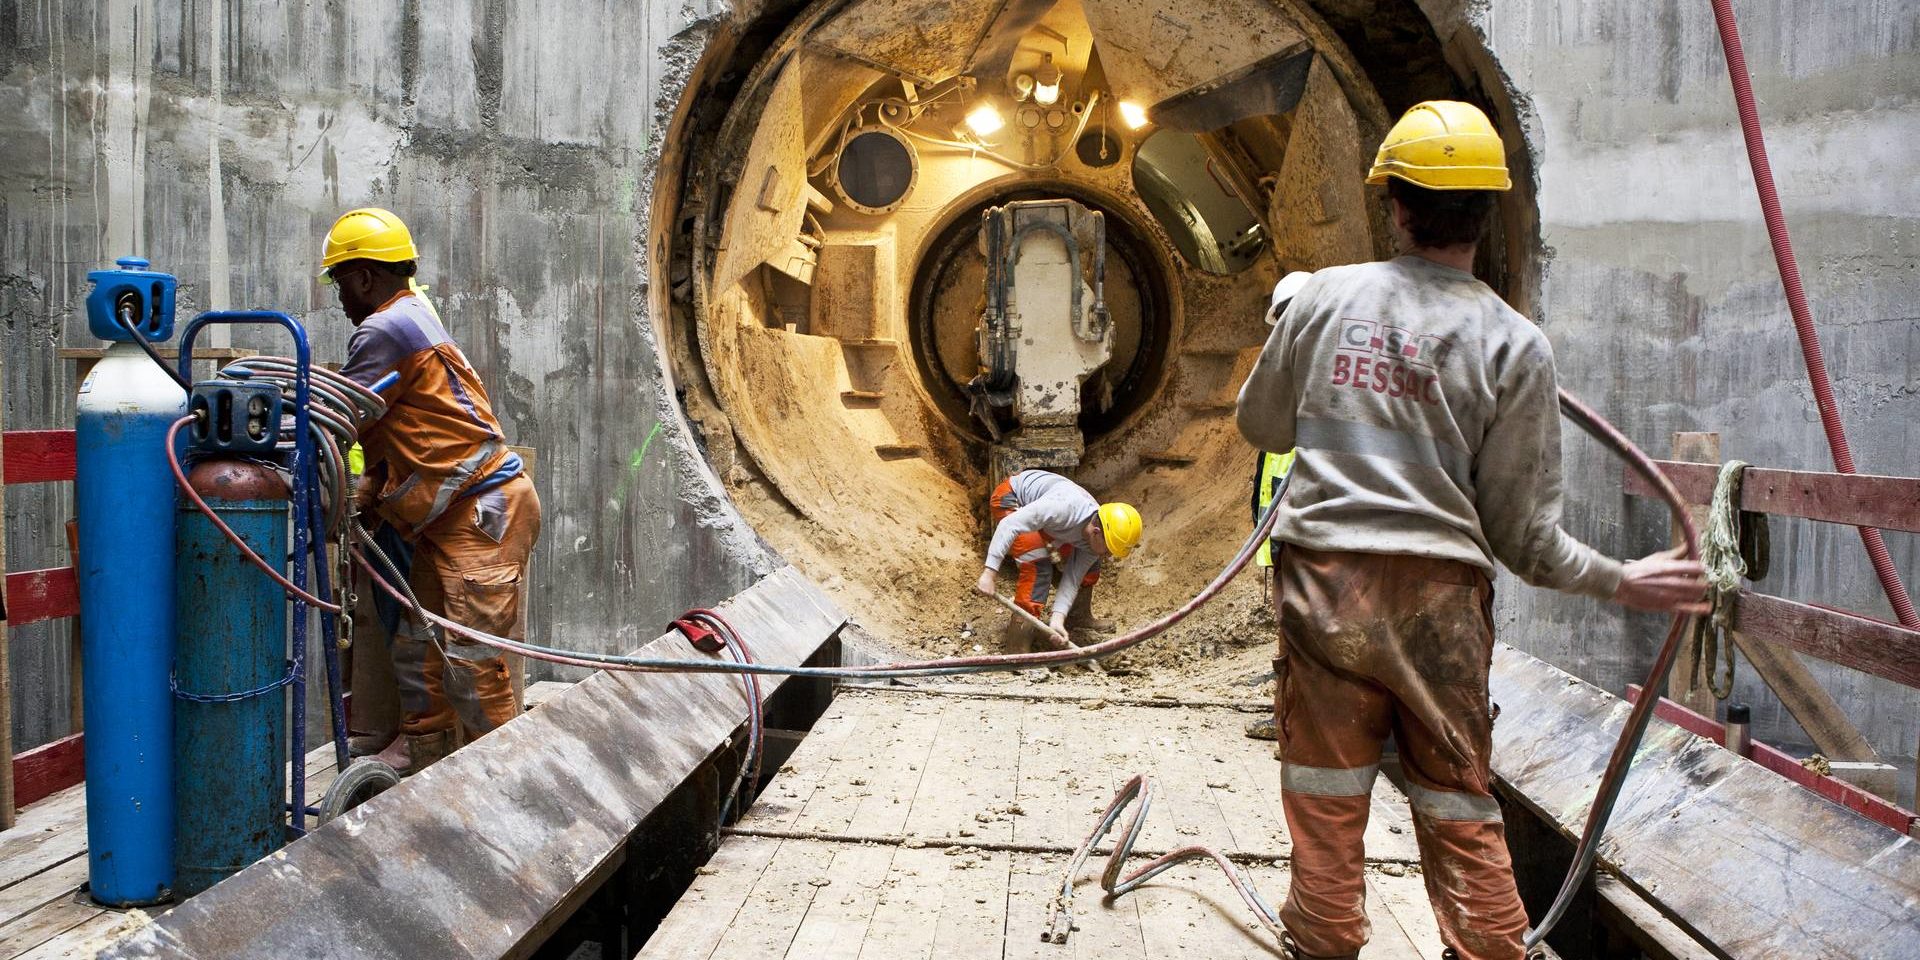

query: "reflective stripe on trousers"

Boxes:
[1273, 544, 1527, 960]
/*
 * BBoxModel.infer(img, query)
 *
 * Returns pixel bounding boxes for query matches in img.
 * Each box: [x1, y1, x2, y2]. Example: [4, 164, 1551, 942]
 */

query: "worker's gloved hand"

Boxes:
[975, 568, 998, 598]
[1613, 546, 1711, 615]
[352, 473, 379, 515]
[1048, 611, 1070, 639]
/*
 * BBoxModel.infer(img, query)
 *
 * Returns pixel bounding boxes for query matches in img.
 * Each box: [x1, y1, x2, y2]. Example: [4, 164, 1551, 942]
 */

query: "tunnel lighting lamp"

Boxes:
[1118, 100, 1149, 129]
[1033, 54, 1063, 106]
[966, 103, 1006, 136]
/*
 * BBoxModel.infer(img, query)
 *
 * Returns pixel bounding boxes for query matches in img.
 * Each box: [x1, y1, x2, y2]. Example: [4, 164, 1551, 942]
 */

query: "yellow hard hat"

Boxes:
[1097, 502, 1143, 559]
[319, 207, 419, 281]
[1365, 101, 1511, 192]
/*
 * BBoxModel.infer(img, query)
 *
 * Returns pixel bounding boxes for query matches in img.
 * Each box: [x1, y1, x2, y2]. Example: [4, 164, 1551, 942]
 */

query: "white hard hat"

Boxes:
[1265, 271, 1314, 325]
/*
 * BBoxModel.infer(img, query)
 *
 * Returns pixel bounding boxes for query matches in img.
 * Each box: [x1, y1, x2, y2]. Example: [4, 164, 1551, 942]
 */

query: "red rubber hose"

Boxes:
[1709, 0, 1919, 628]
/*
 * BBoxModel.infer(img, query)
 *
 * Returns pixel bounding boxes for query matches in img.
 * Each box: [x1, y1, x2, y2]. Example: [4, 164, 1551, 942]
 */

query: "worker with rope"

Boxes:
[322, 208, 543, 775]
[1236, 102, 1709, 960]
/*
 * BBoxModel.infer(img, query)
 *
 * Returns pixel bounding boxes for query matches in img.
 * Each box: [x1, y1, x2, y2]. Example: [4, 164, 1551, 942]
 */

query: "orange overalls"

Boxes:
[1272, 544, 1528, 960]
[989, 475, 1100, 618]
[344, 290, 540, 742]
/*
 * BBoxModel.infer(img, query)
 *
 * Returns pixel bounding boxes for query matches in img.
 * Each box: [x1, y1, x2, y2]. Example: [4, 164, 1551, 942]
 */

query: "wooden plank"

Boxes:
[61, 521, 80, 736]
[1624, 686, 1916, 835]
[637, 837, 781, 960]
[848, 845, 947, 959]
[0, 856, 88, 931]
[0, 788, 86, 874]
[0, 897, 103, 960]
[1366, 870, 1444, 958]
[9, 736, 83, 810]
[1623, 459, 1920, 534]
[0, 812, 87, 892]
[735, 705, 864, 830]
[2, 569, 79, 628]
[703, 838, 837, 959]
[1733, 591, 1920, 688]
[1726, 628, 1881, 767]
[104, 567, 847, 960]
[925, 842, 1012, 960]
[1594, 874, 1720, 960]
[1491, 643, 1920, 957]
[901, 696, 1023, 844]
[13, 908, 148, 960]
[0, 432, 76, 487]
[781, 842, 894, 957]
[1002, 852, 1148, 960]
[1666, 433, 1720, 717]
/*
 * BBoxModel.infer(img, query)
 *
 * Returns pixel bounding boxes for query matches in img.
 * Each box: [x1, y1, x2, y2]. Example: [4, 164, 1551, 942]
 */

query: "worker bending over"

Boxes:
[323, 207, 543, 775]
[976, 470, 1142, 641]
[1236, 103, 1706, 960]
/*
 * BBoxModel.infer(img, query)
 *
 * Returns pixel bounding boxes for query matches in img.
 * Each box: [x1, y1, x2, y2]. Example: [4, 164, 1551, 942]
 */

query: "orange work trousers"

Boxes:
[393, 475, 541, 739]
[989, 476, 1098, 618]
[1272, 544, 1527, 960]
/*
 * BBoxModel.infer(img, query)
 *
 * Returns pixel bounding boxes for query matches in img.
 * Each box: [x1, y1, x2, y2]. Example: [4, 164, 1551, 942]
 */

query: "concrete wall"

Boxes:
[0, 0, 769, 750]
[1475, 0, 1920, 785]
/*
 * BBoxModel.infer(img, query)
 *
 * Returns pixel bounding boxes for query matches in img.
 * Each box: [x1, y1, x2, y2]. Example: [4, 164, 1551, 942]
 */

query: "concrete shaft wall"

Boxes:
[0, 0, 768, 750]
[1478, 0, 1920, 778]
[2, 0, 1914, 779]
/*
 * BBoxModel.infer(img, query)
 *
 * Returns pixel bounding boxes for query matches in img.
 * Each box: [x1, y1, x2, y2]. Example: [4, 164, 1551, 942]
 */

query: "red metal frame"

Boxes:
[1625, 685, 1916, 834]
[0, 429, 77, 486]
[12, 733, 84, 808]
[3, 427, 86, 809]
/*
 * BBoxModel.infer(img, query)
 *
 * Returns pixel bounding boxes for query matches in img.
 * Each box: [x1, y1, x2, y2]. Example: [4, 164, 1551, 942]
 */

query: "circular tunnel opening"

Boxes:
[908, 185, 1174, 445]
[656, 0, 1540, 661]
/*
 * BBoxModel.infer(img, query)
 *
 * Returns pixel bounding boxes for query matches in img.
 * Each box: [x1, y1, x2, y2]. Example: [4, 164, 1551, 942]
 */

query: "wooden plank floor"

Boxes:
[0, 743, 345, 959]
[639, 683, 1445, 959]
[0, 681, 577, 959]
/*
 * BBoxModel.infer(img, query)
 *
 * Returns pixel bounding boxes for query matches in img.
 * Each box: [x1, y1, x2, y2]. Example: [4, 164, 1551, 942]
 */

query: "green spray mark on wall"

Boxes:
[611, 421, 667, 513]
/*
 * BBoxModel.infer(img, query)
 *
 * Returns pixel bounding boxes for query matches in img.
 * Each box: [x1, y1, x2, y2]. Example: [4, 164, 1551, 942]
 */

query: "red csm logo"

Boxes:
[1331, 319, 1449, 405]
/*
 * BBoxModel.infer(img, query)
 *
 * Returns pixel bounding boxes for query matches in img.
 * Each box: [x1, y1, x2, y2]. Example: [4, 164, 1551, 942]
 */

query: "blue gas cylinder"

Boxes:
[74, 256, 186, 906]
[173, 459, 288, 897]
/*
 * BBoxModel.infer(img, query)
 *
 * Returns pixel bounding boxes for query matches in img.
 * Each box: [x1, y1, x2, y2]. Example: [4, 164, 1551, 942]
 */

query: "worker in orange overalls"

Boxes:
[322, 208, 542, 775]
[1236, 103, 1708, 960]
[978, 470, 1142, 642]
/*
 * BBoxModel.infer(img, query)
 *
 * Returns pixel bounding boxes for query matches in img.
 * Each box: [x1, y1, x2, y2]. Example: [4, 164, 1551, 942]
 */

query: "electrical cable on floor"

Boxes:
[1044, 774, 1283, 945]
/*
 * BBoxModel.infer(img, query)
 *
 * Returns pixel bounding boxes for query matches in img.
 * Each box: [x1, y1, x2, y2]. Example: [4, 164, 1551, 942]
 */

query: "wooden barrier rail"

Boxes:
[1623, 437, 1920, 806]
[0, 426, 85, 830]
[1623, 459, 1920, 534]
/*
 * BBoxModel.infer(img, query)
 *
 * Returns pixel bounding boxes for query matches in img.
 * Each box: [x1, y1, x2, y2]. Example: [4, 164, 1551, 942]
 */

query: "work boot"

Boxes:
[1244, 716, 1278, 741]
[1065, 587, 1114, 633]
[371, 729, 454, 777]
[1279, 931, 1358, 960]
[348, 731, 397, 758]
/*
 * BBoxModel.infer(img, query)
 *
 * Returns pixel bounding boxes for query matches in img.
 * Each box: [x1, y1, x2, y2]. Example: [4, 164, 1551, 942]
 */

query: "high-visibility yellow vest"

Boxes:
[1255, 449, 1295, 568]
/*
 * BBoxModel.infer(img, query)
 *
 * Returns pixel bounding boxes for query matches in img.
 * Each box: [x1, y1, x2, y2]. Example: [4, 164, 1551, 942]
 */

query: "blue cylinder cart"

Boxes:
[74, 257, 186, 906]
[172, 455, 289, 897]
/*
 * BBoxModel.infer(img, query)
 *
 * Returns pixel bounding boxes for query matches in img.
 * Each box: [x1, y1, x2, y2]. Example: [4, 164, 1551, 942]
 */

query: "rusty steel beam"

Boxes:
[105, 566, 846, 960]
[1490, 644, 1920, 958]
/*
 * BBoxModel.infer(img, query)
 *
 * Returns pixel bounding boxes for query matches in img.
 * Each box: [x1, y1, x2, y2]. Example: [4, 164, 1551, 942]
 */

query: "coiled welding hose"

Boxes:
[171, 374, 1695, 952]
